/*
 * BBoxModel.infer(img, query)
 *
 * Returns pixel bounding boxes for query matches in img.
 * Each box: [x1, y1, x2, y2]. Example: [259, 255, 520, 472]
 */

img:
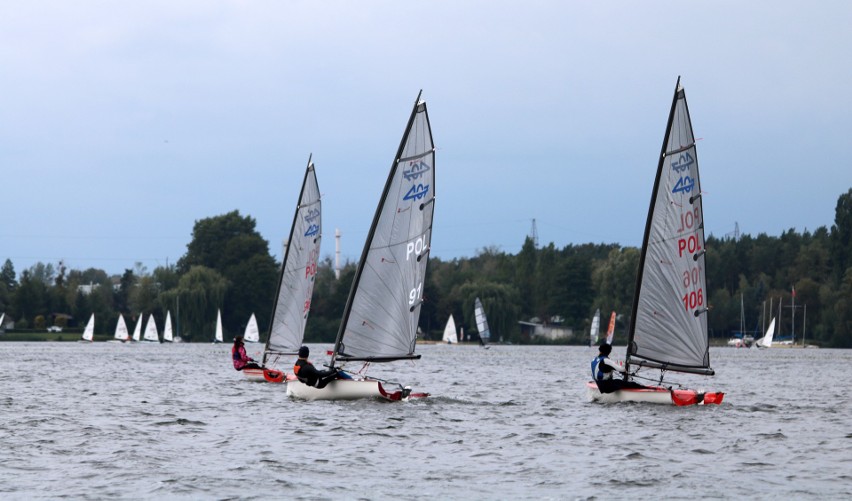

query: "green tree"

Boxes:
[830, 188, 852, 281]
[177, 210, 278, 335]
[160, 266, 228, 341]
[458, 280, 521, 343]
[1, 259, 17, 292]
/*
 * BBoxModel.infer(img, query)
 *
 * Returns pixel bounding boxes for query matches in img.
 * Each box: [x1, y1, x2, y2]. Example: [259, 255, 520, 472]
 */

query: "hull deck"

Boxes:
[586, 381, 723, 406]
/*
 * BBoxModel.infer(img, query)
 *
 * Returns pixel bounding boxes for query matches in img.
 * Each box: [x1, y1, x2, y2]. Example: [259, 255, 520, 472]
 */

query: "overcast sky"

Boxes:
[1, 1, 850, 276]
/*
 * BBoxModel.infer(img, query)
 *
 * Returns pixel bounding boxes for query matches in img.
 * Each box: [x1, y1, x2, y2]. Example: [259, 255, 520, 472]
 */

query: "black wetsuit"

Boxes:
[293, 359, 338, 389]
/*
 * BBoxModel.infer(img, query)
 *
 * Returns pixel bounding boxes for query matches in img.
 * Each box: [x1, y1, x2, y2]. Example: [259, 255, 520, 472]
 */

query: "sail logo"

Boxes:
[304, 208, 320, 223]
[672, 176, 695, 194]
[403, 161, 431, 181]
[671, 152, 694, 173]
[304, 224, 320, 237]
[403, 183, 430, 201]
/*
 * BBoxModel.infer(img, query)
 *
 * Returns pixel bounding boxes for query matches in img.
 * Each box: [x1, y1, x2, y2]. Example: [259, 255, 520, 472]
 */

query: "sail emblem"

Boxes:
[304, 223, 320, 237]
[304, 207, 320, 223]
[671, 152, 694, 173]
[403, 183, 430, 201]
[672, 175, 695, 194]
[403, 161, 431, 181]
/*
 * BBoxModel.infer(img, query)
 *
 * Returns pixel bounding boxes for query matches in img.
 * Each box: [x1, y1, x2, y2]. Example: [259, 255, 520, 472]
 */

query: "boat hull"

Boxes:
[242, 367, 289, 384]
[286, 378, 428, 401]
[586, 381, 724, 406]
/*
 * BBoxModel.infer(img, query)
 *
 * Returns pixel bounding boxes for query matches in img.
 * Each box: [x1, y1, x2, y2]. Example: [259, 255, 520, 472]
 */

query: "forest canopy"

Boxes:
[2, 190, 851, 348]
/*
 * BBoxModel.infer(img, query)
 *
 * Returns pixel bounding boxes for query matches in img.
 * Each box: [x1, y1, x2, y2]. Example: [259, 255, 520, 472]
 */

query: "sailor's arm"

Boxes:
[602, 358, 626, 373]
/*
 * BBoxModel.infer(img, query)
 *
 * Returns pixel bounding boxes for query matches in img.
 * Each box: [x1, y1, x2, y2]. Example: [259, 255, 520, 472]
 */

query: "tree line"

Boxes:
[2, 190, 851, 347]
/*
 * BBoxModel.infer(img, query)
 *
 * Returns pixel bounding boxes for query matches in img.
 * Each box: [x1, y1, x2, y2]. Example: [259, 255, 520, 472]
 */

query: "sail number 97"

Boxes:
[682, 289, 704, 311]
[409, 283, 423, 305]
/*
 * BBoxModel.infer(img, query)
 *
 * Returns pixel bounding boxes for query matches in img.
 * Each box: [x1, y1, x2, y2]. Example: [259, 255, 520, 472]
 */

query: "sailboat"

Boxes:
[605, 311, 616, 345]
[587, 78, 723, 406]
[442, 315, 458, 344]
[589, 309, 601, 346]
[131, 314, 143, 342]
[474, 297, 491, 348]
[243, 313, 260, 343]
[213, 309, 224, 344]
[287, 91, 435, 401]
[753, 317, 776, 349]
[79, 313, 95, 342]
[142, 314, 159, 343]
[242, 157, 322, 384]
[163, 311, 174, 342]
[109, 314, 129, 343]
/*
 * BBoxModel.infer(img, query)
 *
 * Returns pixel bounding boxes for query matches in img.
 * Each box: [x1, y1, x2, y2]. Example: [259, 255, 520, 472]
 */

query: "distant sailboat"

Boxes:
[605, 311, 616, 345]
[110, 314, 129, 343]
[142, 314, 159, 343]
[442, 315, 458, 344]
[213, 309, 224, 344]
[242, 158, 322, 384]
[243, 313, 260, 343]
[287, 91, 435, 401]
[80, 313, 95, 342]
[753, 318, 776, 349]
[0, 313, 6, 332]
[131, 314, 143, 342]
[587, 78, 723, 406]
[589, 309, 601, 346]
[163, 311, 174, 342]
[474, 297, 491, 348]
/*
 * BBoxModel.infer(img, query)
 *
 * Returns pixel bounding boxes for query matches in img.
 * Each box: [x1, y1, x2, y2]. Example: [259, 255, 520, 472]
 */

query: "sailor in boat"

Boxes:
[232, 335, 262, 372]
[293, 346, 346, 389]
[591, 343, 648, 393]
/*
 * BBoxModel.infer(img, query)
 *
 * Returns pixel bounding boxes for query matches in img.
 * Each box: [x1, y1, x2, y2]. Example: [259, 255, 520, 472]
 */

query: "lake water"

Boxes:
[1, 342, 850, 500]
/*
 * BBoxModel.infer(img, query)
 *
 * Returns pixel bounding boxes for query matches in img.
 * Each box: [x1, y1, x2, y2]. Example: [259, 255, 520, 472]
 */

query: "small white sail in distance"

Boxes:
[81, 313, 95, 342]
[143, 314, 159, 342]
[244, 313, 260, 343]
[114, 314, 129, 341]
[132, 314, 143, 341]
[442, 315, 458, 344]
[215, 309, 224, 343]
[756, 317, 776, 348]
[163, 311, 174, 342]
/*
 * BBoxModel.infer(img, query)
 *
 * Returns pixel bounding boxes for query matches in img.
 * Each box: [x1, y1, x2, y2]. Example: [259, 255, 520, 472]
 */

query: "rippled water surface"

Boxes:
[1, 342, 850, 499]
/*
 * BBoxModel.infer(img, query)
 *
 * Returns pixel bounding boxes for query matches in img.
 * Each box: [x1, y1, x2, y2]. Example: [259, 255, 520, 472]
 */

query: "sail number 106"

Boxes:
[682, 289, 704, 311]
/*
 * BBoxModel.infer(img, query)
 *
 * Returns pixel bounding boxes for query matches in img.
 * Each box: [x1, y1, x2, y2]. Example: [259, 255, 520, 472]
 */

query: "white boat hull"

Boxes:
[242, 367, 288, 384]
[286, 378, 426, 401]
[586, 382, 724, 406]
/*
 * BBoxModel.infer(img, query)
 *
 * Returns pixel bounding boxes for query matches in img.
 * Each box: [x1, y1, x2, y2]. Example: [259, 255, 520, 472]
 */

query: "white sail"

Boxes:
[114, 314, 129, 341]
[132, 314, 143, 342]
[244, 313, 260, 343]
[474, 297, 491, 343]
[215, 309, 224, 343]
[143, 314, 159, 342]
[756, 318, 776, 348]
[331, 92, 435, 364]
[81, 313, 95, 342]
[163, 311, 174, 342]
[605, 311, 616, 345]
[442, 315, 458, 344]
[590, 309, 601, 345]
[627, 78, 713, 376]
[0, 313, 5, 331]
[264, 158, 322, 362]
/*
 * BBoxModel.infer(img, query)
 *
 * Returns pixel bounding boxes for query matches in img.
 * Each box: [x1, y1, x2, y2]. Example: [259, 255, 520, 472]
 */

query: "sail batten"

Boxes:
[331, 92, 435, 365]
[627, 78, 712, 374]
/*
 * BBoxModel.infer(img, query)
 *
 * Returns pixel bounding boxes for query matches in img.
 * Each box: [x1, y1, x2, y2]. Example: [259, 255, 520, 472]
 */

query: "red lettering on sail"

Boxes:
[677, 235, 702, 257]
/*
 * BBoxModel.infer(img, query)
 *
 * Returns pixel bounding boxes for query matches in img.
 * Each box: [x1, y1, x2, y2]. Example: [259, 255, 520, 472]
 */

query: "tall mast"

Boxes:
[330, 91, 424, 367]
